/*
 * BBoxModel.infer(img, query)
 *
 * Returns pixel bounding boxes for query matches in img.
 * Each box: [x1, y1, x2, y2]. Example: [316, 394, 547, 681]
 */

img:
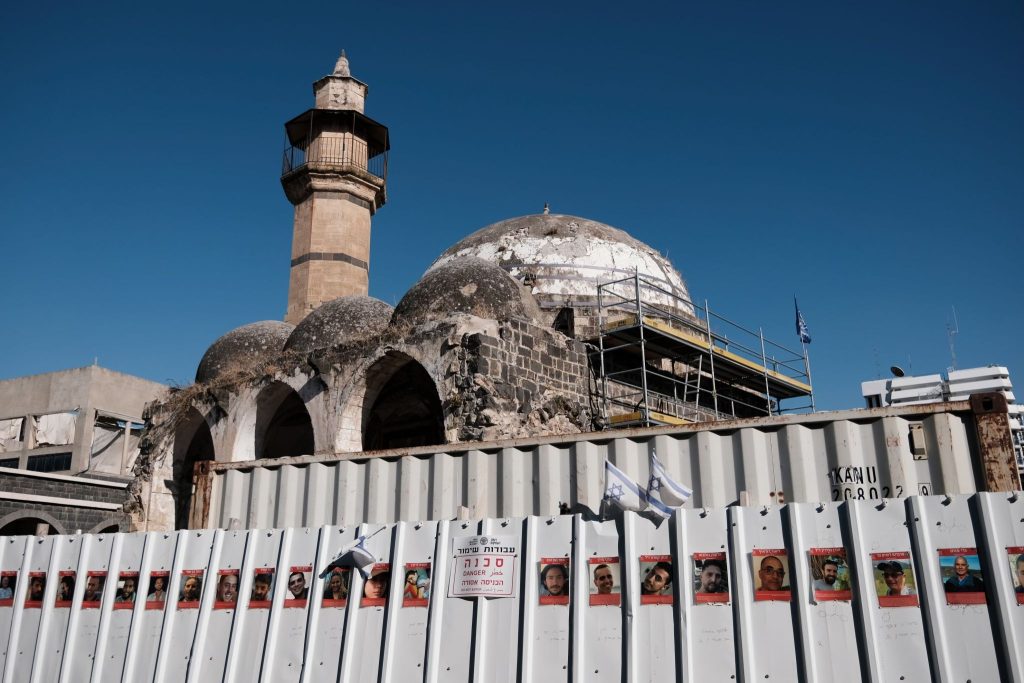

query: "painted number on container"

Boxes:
[827, 466, 904, 501]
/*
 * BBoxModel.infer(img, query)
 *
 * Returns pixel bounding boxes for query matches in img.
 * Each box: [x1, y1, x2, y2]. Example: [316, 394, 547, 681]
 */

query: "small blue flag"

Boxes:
[795, 298, 811, 344]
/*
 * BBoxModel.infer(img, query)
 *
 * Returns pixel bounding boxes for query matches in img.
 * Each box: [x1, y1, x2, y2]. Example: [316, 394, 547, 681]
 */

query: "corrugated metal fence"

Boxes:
[2, 493, 1024, 682]
[197, 403, 997, 530]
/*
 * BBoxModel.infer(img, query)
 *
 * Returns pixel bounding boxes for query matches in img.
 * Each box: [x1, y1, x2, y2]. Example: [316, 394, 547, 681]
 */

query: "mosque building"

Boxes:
[136, 53, 813, 531]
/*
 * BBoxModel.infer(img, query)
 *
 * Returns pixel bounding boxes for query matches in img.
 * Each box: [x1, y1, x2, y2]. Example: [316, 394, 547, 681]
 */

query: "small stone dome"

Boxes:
[431, 213, 693, 315]
[284, 295, 393, 353]
[393, 257, 530, 326]
[195, 321, 294, 383]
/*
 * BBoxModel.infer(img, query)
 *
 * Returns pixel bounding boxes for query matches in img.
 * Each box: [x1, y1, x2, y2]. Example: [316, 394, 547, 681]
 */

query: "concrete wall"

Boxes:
[0, 366, 166, 474]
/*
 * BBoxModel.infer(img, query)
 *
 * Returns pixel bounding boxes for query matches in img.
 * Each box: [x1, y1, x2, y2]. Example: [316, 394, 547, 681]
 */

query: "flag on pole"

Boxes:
[603, 460, 648, 513]
[647, 450, 692, 510]
[795, 298, 812, 344]
[319, 533, 378, 580]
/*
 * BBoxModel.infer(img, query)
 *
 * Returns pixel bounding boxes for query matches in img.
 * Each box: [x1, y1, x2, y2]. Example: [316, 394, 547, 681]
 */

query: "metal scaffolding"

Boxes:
[591, 273, 814, 428]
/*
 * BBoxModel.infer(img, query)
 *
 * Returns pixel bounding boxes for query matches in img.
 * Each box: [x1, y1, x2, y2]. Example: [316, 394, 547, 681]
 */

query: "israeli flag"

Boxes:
[603, 460, 648, 513]
[795, 298, 812, 344]
[647, 450, 693, 509]
[319, 534, 377, 580]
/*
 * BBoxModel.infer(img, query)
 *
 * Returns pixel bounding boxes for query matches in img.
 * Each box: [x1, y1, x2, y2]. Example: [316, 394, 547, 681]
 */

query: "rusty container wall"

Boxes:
[188, 401, 1000, 531]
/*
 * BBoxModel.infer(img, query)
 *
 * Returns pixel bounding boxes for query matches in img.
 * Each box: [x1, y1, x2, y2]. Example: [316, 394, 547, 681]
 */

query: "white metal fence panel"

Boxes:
[676, 505, 734, 681]
[153, 530, 213, 682]
[0, 537, 27, 677]
[846, 498, 930, 682]
[623, 511, 675, 682]
[786, 502, 862, 682]
[123, 531, 177, 681]
[37, 535, 82, 683]
[909, 495, 1000, 681]
[521, 514, 571, 682]
[3, 494, 1024, 682]
[62, 533, 114, 683]
[572, 517, 621, 683]
[730, 504, 799, 682]
[974, 491, 1024, 681]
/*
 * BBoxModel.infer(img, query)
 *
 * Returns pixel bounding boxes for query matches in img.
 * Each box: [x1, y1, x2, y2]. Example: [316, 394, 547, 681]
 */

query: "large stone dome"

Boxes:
[195, 321, 294, 383]
[431, 213, 693, 315]
[284, 296, 393, 353]
[393, 256, 532, 326]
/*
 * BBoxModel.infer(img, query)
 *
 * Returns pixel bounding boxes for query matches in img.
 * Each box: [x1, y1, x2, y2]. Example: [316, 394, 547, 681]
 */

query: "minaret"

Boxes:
[281, 51, 389, 324]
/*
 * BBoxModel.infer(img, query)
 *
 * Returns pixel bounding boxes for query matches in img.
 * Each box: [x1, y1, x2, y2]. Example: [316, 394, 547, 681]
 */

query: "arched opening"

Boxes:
[0, 510, 65, 536]
[172, 408, 215, 530]
[255, 382, 315, 459]
[362, 355, 444, 451]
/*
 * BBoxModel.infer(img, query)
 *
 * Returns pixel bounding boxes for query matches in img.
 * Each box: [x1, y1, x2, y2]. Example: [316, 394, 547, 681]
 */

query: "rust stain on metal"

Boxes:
[970, 393, 1022, 492]
[188, 460, 213, 529]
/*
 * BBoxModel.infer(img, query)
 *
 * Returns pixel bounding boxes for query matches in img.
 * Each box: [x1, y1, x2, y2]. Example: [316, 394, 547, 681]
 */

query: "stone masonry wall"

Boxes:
[0, 470, 131, 534]
[444, 318, 593, 442]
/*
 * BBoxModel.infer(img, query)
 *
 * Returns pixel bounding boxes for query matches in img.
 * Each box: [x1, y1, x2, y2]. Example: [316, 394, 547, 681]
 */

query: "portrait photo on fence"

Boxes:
[808, 548, 851, 602]
[639, 555, 673, 605]
[321, 566, 350, 607]
[82, 571, 106, 607]
[0, 572, 16, 606]
[871, 552, 919, 607]
[285, 566, 311, 607]
[539, 558, 570, 605]
[589, 557, 620, 606]
[249, 569, 275, 608]
[362, 563, 390, 607]
[214, 569, 240, 609]
[55, 570, 76, 607]
[178, 569, 204, 609]
[1009, 547, 1024, 606]
[402, 563, 430, 607]
[752, 549, 791, 601]
[692, 552, 729, 603]
[114, 571, 140, 608]
[146, 571, 169, 608]
[938, 548, 986, 605]
[25, 572, 45, 607]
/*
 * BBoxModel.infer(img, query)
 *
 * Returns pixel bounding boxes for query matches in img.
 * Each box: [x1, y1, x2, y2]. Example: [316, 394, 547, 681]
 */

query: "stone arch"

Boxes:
[255, 381, 315, 459]
[0, 509, 67, 536]
[361, 352, 444, 451]
[86, 517, 123, 534]
[172, 407, 216, 529]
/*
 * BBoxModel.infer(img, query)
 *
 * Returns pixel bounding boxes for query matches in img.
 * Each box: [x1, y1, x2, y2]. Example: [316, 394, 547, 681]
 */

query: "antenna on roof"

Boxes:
[947, 306, 959, 372]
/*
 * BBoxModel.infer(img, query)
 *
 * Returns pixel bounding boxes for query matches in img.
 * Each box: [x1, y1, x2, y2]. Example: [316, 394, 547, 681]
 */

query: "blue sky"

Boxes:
[1, 1, 1021, 412]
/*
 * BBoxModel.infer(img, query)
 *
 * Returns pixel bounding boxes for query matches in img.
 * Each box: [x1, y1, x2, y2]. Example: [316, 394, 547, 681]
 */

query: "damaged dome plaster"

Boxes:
[432, 213, 695, 332]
